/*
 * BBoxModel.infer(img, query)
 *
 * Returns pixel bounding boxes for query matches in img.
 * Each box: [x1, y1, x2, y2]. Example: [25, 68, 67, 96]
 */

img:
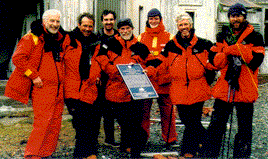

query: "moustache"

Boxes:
[84, 30, 92, 34]
[181, 28, 190, 32]
[232, 20, 242, 24]
[50, 25, 60, 29]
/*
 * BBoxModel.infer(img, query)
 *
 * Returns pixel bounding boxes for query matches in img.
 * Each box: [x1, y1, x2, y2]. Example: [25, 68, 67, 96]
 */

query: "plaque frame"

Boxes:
[116, 64, 159, 100]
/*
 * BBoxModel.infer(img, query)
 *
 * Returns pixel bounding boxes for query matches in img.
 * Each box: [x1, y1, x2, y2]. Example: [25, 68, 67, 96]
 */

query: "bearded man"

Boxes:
[94, 18, 151, 158]
[203, 3, 265, 158]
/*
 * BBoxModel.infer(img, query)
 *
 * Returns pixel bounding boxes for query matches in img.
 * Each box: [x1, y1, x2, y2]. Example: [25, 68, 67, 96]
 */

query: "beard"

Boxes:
[82, 30, 92, 37]
[180, 29, 190, 39]
[231, 21, 246, 31]
[120, 30, 133, 40]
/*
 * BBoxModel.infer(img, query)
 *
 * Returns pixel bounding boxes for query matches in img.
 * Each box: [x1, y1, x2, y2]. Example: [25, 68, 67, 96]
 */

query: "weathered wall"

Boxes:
[45, 0, 94, 31]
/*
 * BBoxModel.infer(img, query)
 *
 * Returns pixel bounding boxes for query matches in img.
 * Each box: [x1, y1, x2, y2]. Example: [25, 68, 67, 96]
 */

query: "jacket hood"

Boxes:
[175, 28, 195, 47]
[145, 20, 165, 35]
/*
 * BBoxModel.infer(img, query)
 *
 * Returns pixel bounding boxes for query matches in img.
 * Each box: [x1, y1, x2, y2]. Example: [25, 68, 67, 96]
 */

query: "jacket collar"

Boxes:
[145, 20, 165, 35]
[71, 27, 97, 42]
[236, 23, 254, 44]
[99, 28, 119, 36]
[43, 25, 64, 41]
[174, 29, 197, 51]
[222, 21, 254, 45]
[30, 19, 65, 42]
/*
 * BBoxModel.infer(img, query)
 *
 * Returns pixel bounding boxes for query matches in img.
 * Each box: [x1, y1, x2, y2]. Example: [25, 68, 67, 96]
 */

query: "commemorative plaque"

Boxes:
[116, 64, 158, 100]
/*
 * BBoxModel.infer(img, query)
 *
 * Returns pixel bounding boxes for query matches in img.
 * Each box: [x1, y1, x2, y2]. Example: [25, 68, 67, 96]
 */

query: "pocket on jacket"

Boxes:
[8, 71, 32, 95]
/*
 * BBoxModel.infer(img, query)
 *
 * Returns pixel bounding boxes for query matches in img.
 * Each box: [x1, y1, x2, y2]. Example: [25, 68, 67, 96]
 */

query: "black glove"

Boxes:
[146, 59, 163, 68]
[129, 42, 150, 60]
[225, 56, 242, 90]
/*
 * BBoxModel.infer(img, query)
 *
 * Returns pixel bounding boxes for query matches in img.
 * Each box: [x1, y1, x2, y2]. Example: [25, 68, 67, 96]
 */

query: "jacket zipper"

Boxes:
[54, 60, 60, 97]
[185, 58, 189, 87]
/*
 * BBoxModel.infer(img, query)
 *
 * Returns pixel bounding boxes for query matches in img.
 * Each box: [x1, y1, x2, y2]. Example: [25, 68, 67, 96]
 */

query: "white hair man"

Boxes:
[153, 12, 216, 158]
[5, 9, 70, 159]
[42, 9, 61, 34]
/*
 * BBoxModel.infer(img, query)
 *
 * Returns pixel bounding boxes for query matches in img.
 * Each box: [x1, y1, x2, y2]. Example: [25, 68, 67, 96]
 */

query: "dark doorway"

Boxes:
[186, 11, 195, 28]
[265, 9, 268, 46]
[0, 1, 44, 79]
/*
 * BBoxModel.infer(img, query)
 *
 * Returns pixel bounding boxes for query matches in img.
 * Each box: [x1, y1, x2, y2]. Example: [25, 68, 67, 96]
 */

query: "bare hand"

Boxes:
[202, 107, 214, 117]
[96, 78, 101, 85]
[33, 76, 43, 88]
[143, 69, 148, 74]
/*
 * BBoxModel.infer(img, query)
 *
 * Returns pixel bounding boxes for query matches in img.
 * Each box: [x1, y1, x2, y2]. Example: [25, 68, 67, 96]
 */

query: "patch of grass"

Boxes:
[0, 122, 32, 154]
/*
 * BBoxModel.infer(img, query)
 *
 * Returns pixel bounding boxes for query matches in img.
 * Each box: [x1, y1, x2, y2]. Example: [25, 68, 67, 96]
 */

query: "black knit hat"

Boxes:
[117, 18, 133, 29]
[228, 3, 247, 19]
[147, 8, 162, 20]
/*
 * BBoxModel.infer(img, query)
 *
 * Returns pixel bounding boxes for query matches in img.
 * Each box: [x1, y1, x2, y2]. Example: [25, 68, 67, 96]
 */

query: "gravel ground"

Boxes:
[0, 83, 268, 159]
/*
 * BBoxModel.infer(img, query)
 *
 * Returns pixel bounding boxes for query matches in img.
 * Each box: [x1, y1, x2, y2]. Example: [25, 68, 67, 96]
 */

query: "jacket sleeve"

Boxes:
[212, 51, 228, 69]
[222, 32, 265, 71]
[145, 58, 163, 78]
[156, 41, 179, 85]
[95, 52, 119, 80]
[210, 34, 228, 70]
[12, 34, 39, 80]
[247, 32, 265, 72]
[203, 39, 219, 70]
[222, 43, 253, 63]
[156, 52, 174, 86]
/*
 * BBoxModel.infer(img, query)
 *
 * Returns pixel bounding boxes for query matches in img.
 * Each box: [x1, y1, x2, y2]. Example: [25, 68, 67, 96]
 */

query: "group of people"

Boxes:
[4, 2, 265, 159]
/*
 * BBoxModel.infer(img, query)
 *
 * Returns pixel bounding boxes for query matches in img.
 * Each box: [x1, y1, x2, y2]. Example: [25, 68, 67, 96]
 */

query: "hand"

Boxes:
[223, 44, 250, 56]
[143, 69, 148, 74]
[96, 77, 101, 85]
[222, 45, 235, 55]
[33, 76, 43, 88]
[202, 107, 214, 117]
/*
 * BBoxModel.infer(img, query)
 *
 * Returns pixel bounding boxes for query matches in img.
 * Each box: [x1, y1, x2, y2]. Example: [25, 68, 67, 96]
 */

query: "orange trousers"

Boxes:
[142, 94, 177, 143]
[24, 85, 64, 158]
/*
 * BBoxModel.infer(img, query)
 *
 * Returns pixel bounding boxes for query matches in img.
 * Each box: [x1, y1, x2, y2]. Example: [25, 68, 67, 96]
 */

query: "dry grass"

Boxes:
[0, 117, 76, 157]
[258, 74, 268, 85]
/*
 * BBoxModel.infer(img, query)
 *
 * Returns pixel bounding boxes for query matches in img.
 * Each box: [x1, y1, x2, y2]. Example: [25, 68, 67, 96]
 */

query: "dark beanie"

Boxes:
[228, 3, 247, 19]
[117, 18, 133, 29]
[147, 8, 162, 20]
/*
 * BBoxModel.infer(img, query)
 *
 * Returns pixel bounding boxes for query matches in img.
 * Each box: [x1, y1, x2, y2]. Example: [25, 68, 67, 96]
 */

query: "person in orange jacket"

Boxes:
[138, 8, 178, 145]
[157, 12, 215, 158]
[64, 13, 100, 159]
[94, 18, 150, 158]
[4, 9, 70, 159]
[202, 3, 265, 158]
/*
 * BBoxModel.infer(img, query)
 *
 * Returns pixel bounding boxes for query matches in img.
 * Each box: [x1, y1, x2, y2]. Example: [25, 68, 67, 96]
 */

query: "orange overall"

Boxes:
[5, 27, 70, 158]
